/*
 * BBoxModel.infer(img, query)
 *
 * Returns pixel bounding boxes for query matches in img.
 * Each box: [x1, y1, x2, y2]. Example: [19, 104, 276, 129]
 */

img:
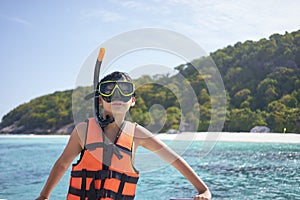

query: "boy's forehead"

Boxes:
[104, 76, 132, 82]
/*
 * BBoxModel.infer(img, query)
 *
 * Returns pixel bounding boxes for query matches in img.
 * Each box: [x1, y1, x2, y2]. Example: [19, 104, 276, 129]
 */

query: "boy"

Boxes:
[36, 71, 211, 200]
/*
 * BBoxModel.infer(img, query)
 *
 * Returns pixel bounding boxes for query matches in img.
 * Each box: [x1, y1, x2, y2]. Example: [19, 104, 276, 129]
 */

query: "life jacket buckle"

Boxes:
[102, 189, 110, 198]
[108, 170, 113, 179]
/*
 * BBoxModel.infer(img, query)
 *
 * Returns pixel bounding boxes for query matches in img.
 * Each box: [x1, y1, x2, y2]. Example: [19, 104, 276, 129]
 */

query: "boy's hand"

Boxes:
[194, 189, 211, 200]
[35, 195, 48, 200]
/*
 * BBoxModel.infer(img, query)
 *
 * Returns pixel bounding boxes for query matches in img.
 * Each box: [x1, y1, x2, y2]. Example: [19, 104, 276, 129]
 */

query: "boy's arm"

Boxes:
[35, 123, 86, 200]
[134, 125, 211, 200]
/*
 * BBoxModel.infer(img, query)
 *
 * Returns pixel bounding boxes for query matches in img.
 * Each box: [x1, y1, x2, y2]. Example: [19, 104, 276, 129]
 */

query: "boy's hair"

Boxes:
[100, 71, 133, 83]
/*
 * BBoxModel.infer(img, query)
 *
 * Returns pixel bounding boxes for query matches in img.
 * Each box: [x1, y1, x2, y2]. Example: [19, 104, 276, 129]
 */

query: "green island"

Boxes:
[1, 30, 300, 134]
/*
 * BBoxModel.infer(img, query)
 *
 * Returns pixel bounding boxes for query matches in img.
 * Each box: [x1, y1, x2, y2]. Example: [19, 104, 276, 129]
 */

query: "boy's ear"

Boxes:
[98, 97, 103, 106]
[130, 97, 136, 107]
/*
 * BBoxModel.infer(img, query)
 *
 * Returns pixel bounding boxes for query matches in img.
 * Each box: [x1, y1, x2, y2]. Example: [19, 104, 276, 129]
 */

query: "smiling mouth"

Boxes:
[111, 101, 123, 106]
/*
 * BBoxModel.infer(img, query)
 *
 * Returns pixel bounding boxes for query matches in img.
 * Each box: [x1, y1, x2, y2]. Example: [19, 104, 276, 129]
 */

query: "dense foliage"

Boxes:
[212, 30, 300, 133]
[0, 90, 73, 133]
[1, 30, 300, 134]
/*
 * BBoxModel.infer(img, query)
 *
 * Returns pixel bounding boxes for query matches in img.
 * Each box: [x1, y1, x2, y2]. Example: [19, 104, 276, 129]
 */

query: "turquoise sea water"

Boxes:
[0, 135, 299, 200]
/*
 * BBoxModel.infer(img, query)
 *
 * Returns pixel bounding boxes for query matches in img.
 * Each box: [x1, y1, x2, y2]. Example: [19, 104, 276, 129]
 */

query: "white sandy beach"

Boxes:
[156, 132, 300, 143]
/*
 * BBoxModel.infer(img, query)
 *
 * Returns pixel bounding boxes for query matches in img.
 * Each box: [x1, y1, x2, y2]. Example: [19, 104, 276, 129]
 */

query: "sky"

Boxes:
[0, 0, 300, 121]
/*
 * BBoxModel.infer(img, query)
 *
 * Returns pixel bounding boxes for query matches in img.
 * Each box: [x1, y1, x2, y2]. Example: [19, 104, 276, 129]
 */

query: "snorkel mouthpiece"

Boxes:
[99, 114, 115, 127]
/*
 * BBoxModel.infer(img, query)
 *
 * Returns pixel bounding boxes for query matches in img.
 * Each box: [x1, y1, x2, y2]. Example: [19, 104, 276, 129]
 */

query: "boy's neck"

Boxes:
[103, 117, 125, 142]
[104, 113, 125, 128]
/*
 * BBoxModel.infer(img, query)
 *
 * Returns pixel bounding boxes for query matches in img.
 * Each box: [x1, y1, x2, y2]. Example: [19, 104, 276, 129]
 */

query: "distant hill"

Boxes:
[1, 30, 299, 134]
[0, 90, 74, 134]
[210, 30, 300, 133]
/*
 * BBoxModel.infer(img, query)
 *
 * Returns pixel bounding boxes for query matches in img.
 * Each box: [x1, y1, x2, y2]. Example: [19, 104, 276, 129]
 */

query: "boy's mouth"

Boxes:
[111, 101, 123, 106]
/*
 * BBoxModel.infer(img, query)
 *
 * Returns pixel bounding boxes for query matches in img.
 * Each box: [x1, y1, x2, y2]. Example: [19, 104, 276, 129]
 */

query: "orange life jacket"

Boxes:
[67, 118, 139, 200]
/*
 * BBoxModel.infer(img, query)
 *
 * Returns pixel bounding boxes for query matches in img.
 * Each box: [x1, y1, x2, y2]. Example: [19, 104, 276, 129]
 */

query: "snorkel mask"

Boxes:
[98, 80, 135, 103]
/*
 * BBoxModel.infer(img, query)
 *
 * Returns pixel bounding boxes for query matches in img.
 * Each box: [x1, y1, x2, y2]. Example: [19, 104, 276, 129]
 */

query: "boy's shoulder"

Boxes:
[133, 123, 153, 138]
[76, 121, 88, 130]
[74, 122, 88, 146]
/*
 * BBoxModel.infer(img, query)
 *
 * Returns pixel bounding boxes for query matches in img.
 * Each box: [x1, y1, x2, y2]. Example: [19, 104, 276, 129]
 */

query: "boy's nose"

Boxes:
[112, 88, 121, 98]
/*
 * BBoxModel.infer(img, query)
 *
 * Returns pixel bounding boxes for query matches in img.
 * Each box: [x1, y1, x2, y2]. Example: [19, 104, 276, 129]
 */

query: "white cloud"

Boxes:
[120, 1, 143, 9]
[79, 0, 300, 52]
[80, 9, 125, 23]
[151, 0, 300, 51]
[118, 0, 170, 15]
[0, 14, 32, 27]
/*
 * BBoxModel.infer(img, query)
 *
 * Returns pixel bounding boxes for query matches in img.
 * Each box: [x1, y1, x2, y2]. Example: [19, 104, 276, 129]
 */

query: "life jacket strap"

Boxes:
[71, 169, 138, 183]
[71, 170, 110, 180]
[68, 188, 135, 200]
[80, 169, 86, 200]
[69, 169, 139, 199]
[100, 189, 135, 200]
[85, 142, 125, 164]
[109, 171, 139, 184]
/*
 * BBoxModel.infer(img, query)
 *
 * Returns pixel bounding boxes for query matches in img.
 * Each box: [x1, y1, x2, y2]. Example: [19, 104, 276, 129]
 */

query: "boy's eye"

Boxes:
[118, 82, 133, 93]
[100, 82, 116, 94]
[105, 84, 115, 91]
[119, 85, 129, 91]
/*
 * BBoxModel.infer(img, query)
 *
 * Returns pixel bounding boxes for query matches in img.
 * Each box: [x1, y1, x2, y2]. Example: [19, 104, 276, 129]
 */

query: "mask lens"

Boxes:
[117, 82, 134, 95]
[99, 82, 117, 95]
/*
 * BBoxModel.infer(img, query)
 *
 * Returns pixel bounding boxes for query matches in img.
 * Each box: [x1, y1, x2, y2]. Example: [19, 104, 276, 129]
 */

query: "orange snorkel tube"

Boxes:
[93, 48, 115, 127]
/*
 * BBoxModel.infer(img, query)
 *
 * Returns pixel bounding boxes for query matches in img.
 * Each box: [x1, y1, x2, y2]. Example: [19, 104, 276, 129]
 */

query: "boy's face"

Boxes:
[99, 79, 136, 115]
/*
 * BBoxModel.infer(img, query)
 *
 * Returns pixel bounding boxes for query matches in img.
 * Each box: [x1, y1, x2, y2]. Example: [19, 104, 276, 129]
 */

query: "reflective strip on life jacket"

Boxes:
[67, 118, 139, 200]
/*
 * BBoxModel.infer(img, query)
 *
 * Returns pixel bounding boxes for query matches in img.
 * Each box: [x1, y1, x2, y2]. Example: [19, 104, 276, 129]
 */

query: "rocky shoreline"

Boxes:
[0, 123, 75, 135]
